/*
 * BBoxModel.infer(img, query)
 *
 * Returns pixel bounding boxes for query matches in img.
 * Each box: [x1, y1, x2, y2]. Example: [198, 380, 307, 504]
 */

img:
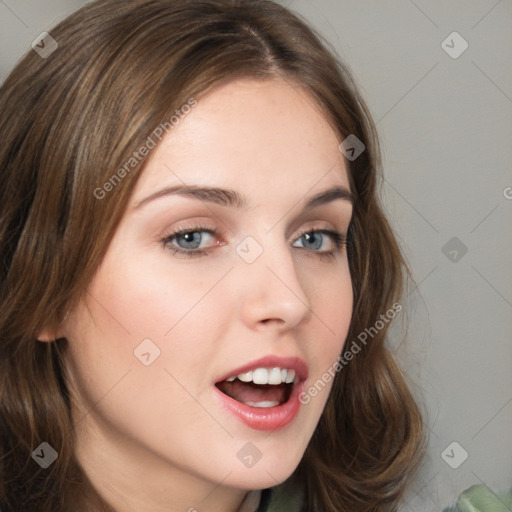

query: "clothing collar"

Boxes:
[237, 490, 263, 512]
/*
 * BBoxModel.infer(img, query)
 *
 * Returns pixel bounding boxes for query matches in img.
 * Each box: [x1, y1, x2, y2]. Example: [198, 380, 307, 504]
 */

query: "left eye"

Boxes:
[292, 231, 336, 252]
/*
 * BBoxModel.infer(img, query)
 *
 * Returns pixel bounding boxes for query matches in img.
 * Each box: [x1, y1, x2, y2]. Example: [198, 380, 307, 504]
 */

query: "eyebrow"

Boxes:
[134, 183, 354, 211]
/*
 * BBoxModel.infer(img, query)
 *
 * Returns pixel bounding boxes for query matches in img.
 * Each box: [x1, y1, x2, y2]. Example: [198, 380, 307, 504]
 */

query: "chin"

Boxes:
[221, 448, 304, 490]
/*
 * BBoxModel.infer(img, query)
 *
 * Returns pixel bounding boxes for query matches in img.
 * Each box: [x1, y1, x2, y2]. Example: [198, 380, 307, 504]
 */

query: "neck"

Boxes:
[68, 412, 251, 512]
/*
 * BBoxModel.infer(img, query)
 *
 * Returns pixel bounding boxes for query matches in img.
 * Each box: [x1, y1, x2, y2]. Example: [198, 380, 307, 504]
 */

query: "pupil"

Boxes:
[179, 232, 201, 249]
[304, 232, 322, 250]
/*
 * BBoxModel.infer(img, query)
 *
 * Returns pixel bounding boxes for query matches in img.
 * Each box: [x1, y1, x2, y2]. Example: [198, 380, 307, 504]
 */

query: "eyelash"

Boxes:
[161, 224, 348, 261]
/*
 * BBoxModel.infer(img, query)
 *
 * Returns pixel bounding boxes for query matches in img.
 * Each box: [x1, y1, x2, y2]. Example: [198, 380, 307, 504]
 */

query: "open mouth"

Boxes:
[215, 368, 296, 408]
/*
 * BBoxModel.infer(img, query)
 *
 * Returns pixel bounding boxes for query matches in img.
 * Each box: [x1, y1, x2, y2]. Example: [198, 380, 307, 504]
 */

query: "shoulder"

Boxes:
[265, 477, 306, 512]
[442, 484, 512, 511]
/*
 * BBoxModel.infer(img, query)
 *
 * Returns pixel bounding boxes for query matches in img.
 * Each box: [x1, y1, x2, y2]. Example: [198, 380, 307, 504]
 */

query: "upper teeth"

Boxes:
[226, 367, 296, 385]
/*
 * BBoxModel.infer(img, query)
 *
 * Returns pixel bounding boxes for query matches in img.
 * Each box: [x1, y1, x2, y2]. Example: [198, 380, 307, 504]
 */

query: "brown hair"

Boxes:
[0, 0, 425, 510]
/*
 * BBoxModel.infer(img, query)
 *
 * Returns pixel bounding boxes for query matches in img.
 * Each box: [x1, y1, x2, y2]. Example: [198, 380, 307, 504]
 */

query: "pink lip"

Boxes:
[213, 355, 308, 431]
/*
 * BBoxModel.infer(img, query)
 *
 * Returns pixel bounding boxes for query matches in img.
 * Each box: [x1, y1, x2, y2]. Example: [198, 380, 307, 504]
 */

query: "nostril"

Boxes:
[260, 318, 285, 325]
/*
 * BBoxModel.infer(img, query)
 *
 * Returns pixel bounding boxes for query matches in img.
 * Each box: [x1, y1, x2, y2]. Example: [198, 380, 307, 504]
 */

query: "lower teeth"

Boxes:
[245, 400, 280, 408]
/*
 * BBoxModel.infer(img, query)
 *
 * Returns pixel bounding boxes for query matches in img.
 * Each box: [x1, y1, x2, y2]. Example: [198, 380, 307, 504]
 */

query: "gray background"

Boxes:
[1, 1, 511, 511]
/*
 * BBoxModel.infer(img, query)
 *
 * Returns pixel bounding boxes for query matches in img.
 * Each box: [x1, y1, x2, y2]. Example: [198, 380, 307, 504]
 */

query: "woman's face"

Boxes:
[58, 77, 353, 506]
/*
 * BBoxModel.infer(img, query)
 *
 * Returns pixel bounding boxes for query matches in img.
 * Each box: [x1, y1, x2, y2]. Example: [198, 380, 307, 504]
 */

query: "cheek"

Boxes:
[62, 259, 233, 461]
[301, 263, 352, 401]
[65, 254, 231, 393]
[307, 260, 353, 347]
[84, 249, 231, 341]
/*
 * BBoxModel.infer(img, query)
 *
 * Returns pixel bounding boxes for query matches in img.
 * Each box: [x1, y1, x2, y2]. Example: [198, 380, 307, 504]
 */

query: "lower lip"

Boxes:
[213, 381, 305, 431]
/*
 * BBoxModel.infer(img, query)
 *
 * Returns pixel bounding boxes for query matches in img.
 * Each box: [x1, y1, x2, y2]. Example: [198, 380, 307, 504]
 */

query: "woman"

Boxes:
[0, 0, 425, 510]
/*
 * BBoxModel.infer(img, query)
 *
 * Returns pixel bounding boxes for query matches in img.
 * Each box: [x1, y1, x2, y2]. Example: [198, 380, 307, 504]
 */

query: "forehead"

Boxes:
[133, 77, 349, 203]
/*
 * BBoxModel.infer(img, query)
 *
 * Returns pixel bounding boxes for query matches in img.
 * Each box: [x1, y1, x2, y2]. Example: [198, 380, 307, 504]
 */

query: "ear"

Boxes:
[36, 313, 68, 342]
[36, 329, 60, 342]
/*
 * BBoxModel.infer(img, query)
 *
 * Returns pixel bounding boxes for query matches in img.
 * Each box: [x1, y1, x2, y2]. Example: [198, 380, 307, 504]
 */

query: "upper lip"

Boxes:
[215, 355, 309, 383]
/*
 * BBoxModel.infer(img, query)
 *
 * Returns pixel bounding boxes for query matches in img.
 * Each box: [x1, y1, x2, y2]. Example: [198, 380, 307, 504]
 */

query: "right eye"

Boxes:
[161, 226, 220, 258]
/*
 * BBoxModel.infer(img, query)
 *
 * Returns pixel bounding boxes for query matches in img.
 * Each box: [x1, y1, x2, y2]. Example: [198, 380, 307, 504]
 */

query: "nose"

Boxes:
[237, 236, 312, 332]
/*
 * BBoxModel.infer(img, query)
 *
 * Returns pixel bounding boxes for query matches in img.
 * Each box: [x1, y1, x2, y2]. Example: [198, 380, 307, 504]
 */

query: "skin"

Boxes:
[39, 77, 354, 512]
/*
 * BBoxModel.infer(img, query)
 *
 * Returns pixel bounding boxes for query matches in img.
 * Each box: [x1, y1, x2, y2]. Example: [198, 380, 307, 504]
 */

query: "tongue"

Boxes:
[217, 380, 288, 406]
